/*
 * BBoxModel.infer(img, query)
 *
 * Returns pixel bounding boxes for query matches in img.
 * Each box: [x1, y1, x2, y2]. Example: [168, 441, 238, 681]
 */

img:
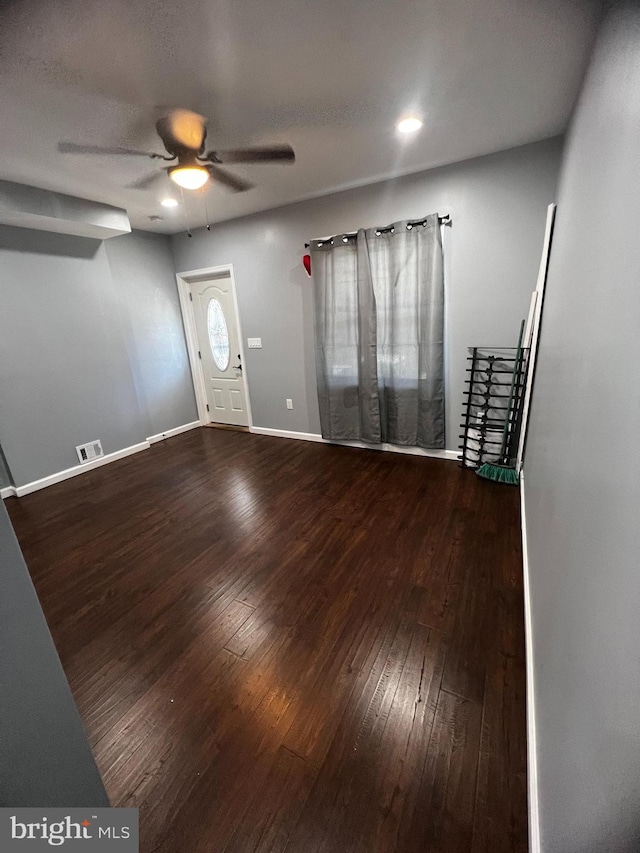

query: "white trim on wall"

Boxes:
[147, 420, 201, 444]
[517, 204, 556, 474]
[1, 422, 205, 499]
[1, 422, 454, 500]
[250, 427, 325, 443]
[520, 471, 541, 853]
[10, 441, 150, 498]
[175, 264, 254, 430]
[249, 426, 459, 461]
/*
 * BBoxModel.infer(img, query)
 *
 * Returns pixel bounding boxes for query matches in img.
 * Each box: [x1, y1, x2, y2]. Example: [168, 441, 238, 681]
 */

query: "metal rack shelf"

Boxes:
[459, 347, 529, 469]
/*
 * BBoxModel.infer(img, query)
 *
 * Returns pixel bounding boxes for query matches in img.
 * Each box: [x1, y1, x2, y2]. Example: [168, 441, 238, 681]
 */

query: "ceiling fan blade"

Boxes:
[156, 109, 206, 151]
[208, 144, 295, 164]
[127, 171, 166, 190]
[207, 165, 253, 193]
[58, 142, 157, 157]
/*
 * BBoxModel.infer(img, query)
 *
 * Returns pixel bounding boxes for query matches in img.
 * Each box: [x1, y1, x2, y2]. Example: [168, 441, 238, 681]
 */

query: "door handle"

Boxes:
[233, 354, 242, 371]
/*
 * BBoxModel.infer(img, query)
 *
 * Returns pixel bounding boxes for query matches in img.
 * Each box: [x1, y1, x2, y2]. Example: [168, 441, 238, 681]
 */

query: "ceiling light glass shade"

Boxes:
[396, 116, 423, 134]
[161, 198, 179, 208]
[169, 166, 209, 190]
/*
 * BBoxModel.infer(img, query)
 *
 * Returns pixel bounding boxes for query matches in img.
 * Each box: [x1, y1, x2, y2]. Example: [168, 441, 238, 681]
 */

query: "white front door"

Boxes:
[190, 275, 248, 427]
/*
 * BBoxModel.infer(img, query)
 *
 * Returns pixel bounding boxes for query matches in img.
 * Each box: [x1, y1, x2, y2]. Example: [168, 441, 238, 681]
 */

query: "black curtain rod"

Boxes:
[304, 214, 451, 248]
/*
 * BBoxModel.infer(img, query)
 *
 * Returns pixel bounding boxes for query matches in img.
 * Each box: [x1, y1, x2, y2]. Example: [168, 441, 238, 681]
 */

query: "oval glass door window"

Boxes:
[207, 298, 230, 370]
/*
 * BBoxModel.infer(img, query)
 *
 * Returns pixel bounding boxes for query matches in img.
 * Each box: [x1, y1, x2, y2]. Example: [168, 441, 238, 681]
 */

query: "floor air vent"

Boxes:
[75, 440, 104, 464]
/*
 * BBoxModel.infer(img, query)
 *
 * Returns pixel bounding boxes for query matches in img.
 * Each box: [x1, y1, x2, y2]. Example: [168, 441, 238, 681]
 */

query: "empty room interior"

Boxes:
[1, 1, 639, 851]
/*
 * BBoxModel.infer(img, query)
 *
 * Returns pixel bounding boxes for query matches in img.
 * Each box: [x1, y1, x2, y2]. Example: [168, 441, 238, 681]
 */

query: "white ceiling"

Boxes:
[0, 0, 601, 234]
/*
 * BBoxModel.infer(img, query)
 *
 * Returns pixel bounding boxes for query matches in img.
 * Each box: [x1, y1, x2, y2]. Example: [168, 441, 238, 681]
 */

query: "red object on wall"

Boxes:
[303, 254, 312, 277]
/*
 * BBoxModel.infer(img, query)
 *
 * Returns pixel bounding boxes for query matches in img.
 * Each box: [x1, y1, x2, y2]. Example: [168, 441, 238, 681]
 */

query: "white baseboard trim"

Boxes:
[4, 422, 203, 499]
[520, 471, 541, 853]
[329, 439, 458, 461]
[249, 426, 458, 461]
[12, 441, 150, 498]
[147, 420, 201, 445]
[249, 426, 325, 443]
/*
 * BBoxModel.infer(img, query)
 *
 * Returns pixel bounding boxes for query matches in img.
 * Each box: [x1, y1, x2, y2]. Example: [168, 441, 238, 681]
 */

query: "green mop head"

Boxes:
[475, 462, 520, 485]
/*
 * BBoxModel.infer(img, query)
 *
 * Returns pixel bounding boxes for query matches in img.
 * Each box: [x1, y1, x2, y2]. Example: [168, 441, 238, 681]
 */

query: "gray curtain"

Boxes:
[312, 214, 444, 449]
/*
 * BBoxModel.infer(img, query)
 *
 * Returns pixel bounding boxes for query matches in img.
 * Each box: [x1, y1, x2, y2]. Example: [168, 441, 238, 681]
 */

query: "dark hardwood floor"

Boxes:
[6, 428, 527, 852]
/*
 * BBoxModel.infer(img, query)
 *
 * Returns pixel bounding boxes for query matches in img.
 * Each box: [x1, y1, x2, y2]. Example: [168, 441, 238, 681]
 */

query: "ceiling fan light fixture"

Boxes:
[169, 165, 209, 190]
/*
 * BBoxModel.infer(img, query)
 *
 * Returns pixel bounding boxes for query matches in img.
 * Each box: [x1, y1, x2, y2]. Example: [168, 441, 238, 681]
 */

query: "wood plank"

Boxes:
[223, 746, 317, 853]
[472, 651, 528, 852]
[283, 620, 447, 853]
[6, 427, 527, 853]
[402, 688, 483, 853]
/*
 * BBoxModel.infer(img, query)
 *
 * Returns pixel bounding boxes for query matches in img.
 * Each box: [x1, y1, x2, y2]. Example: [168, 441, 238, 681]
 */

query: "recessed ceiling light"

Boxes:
[396, 116, 423, 134]
[161, 198, 179, 208]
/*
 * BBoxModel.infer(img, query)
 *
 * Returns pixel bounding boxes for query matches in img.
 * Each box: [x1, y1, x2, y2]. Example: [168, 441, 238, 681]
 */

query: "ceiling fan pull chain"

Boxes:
[180, 187, 192, 238]
[201, 188, 211, 231]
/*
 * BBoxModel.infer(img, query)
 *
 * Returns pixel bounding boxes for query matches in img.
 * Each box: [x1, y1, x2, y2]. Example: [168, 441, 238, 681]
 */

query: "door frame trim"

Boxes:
[175, 264, 253, 429]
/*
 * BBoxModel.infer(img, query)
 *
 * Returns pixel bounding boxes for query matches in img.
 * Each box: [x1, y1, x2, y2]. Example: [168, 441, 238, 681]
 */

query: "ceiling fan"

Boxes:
[58, 109, 295, 193]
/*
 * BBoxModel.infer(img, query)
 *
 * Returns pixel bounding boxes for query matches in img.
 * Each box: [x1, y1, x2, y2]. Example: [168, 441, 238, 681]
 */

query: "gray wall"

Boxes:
[0, 227, 196, 488]
[0, 501, 109, 806]
[0, 448, 11, 488]
[171, 138, 562, 450]
[105, 230, 197, 438]
[523, 3, 640, 851]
